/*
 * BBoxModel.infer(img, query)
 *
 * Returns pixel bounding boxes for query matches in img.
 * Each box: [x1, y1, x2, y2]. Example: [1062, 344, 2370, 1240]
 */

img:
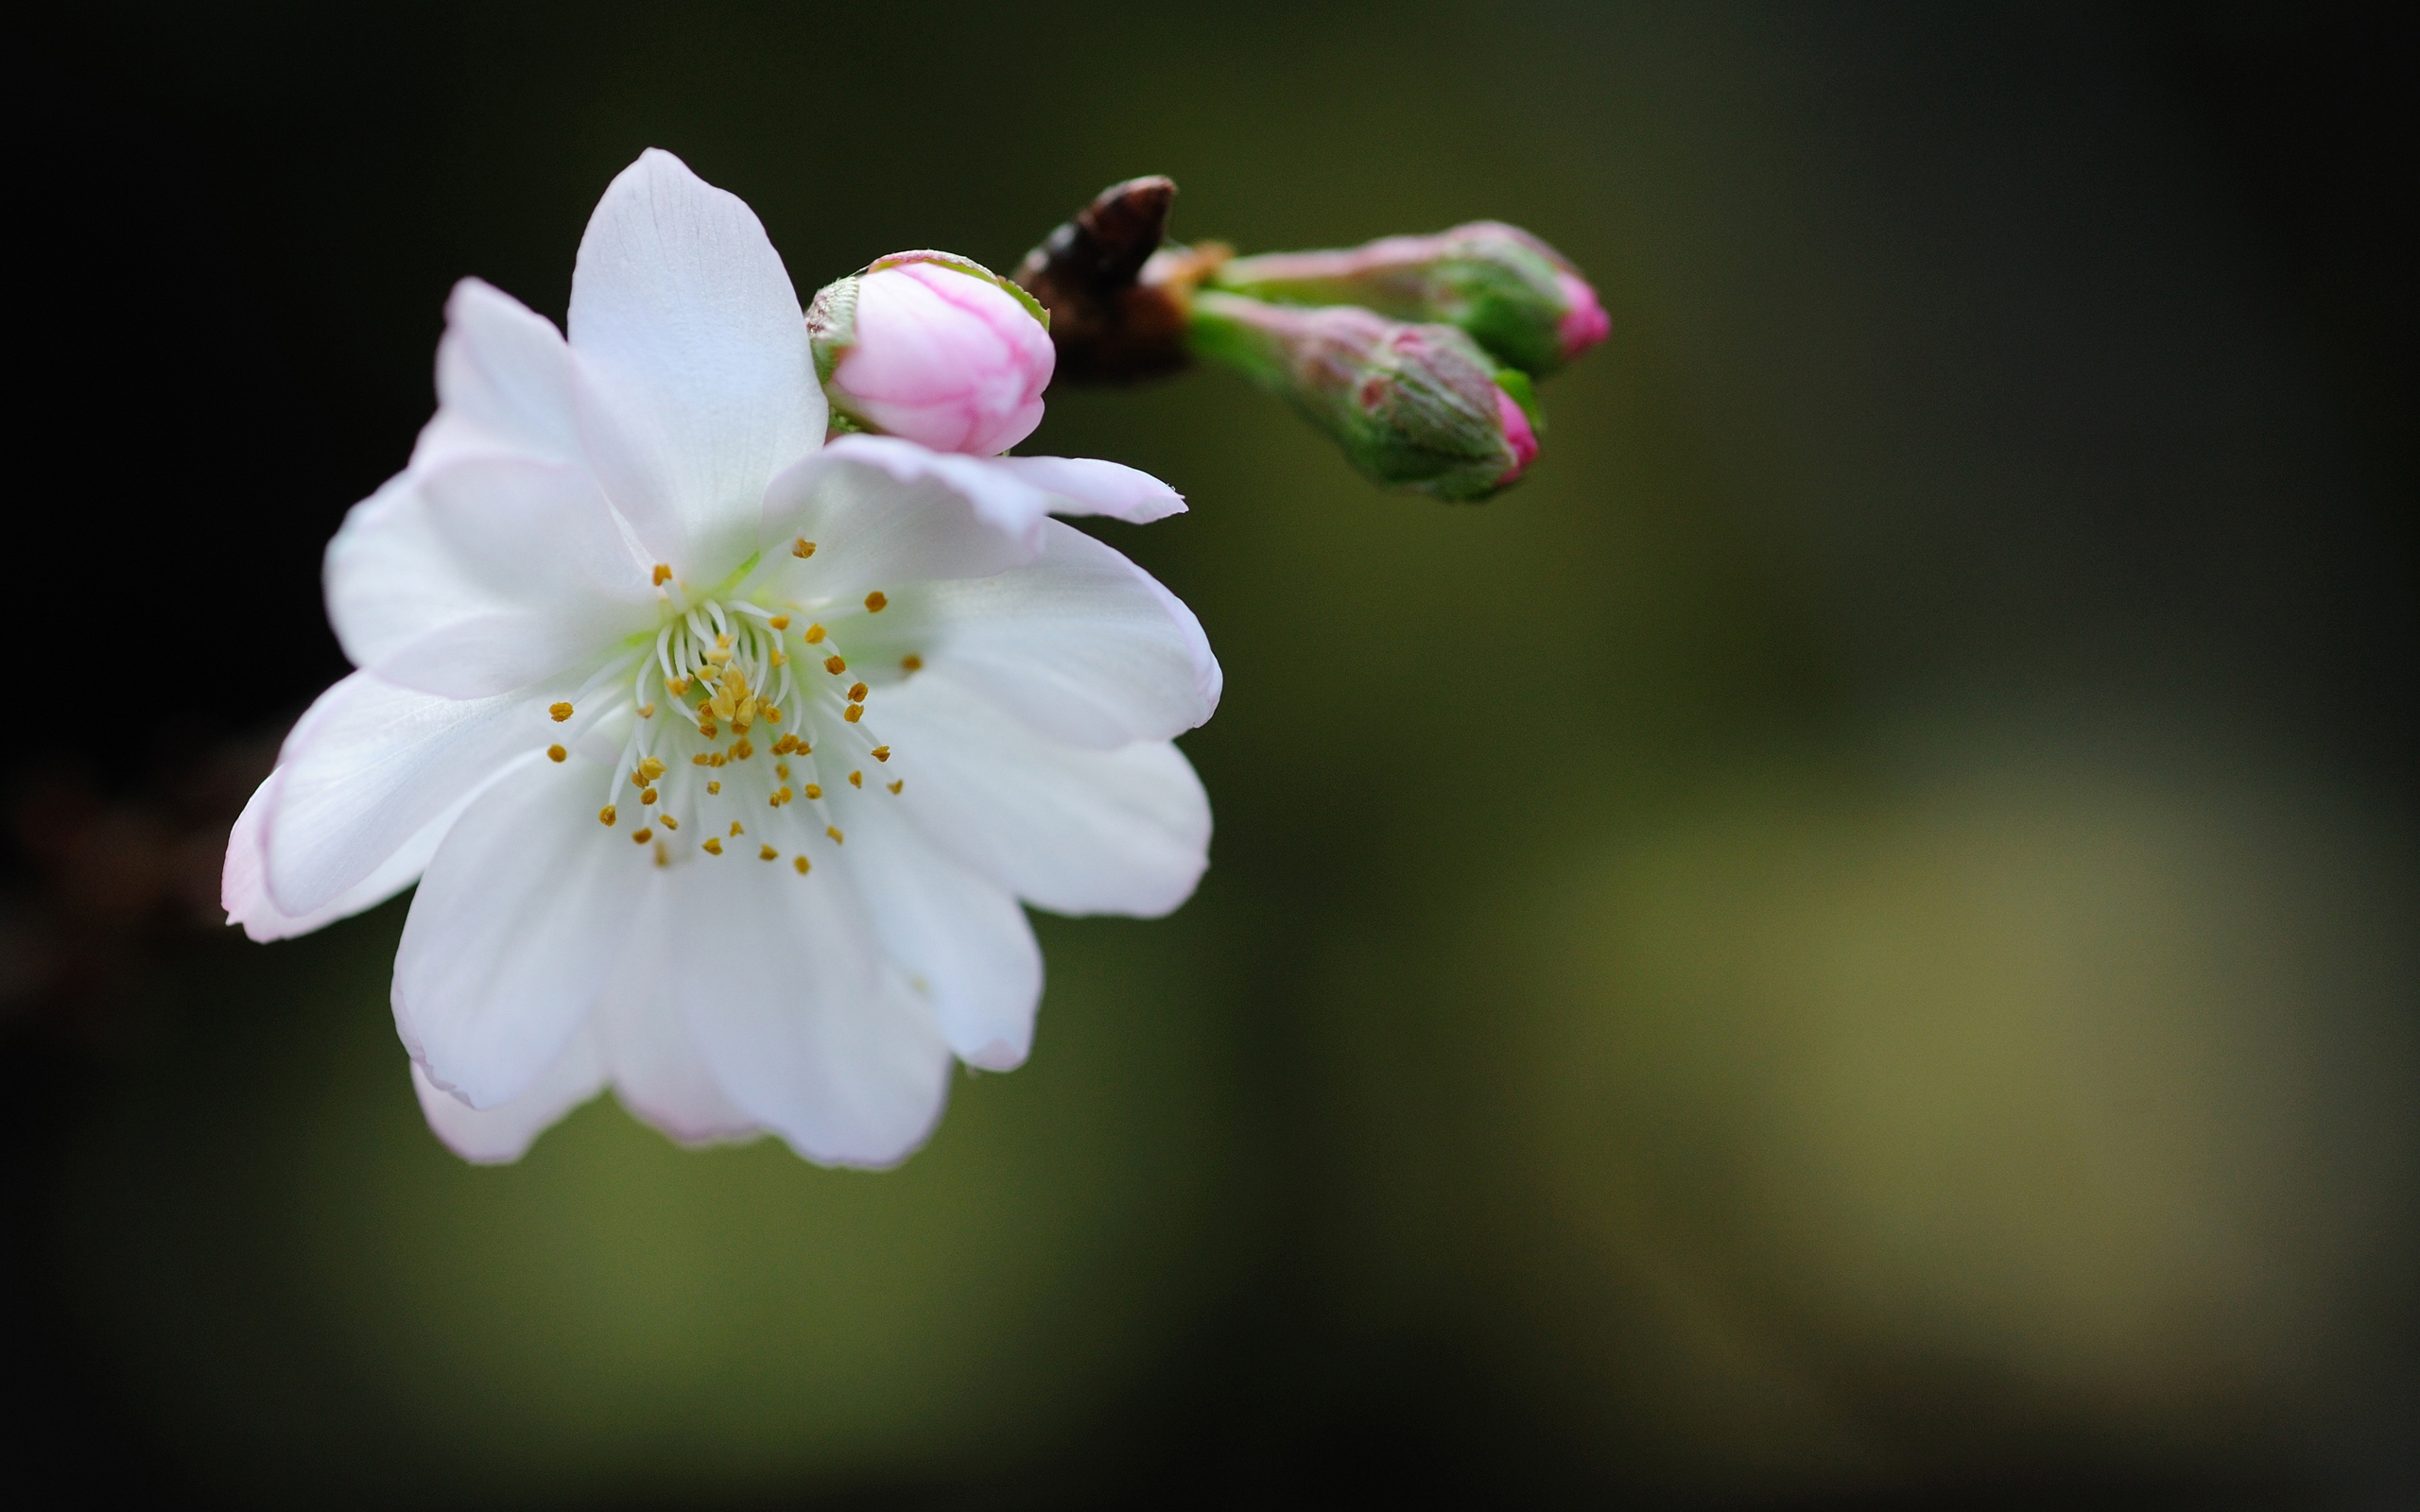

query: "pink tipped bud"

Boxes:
[1552, 272, 1611, 361]
[1188, 292, 1546, 502]
[808, 252, 1056, 455]
[1211, 221, 1607, 376]
[1494, 385, 1539, 483]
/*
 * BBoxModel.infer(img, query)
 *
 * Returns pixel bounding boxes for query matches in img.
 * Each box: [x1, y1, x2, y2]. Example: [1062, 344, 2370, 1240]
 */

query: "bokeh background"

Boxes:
[9, 3, 2415, 1505]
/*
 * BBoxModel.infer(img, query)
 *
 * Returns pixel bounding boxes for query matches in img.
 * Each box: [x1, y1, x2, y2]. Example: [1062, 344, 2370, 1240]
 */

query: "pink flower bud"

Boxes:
[1552, 271, 1611, 361]
[808, 253, 1056, 455]
[1494, 385, 1540, 484]
[1189, 292, 1545, 502]
[1210, 220, 1608, 376]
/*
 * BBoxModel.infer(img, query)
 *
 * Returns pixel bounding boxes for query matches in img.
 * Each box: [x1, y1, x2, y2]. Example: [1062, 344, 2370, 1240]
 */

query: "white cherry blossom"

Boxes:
[221, 150, 1219, 1166]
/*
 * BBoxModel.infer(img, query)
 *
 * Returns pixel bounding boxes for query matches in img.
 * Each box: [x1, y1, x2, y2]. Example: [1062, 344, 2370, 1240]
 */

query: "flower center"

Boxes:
[561, 570, 909, 876]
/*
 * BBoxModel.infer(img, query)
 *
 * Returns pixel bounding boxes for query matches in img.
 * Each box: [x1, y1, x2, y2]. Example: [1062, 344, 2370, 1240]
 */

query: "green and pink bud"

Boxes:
[1210, 221, 1608, 376]
[1188, 291, 1543, 502]
[806, 251, 1056, 455]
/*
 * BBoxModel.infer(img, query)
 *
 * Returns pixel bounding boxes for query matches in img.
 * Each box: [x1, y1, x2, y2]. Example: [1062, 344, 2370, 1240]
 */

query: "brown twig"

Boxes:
[1014, 177, 1226, 383]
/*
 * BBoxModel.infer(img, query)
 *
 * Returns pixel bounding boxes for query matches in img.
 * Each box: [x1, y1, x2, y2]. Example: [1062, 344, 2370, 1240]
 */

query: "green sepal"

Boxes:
[1493, 367, 1543, 433]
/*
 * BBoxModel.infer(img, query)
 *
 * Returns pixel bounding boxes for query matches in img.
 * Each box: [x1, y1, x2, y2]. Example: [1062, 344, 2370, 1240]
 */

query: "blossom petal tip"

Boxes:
[962, 1040, 1028, 1074]
[788, 1120, 944, 1173]
[988, 455, 1187, 524]
[410, 1039, 606, 1164]
[773, 1065, 953, 1169]
[614, 1091, 766, 1150]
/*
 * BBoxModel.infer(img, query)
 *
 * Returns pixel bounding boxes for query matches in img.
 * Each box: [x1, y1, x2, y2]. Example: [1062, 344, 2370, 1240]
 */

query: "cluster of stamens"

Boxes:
[545, 541, 914, 876]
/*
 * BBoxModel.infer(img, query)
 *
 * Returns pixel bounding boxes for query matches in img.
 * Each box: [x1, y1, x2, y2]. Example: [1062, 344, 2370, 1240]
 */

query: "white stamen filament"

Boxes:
[569, 585, 903, 868]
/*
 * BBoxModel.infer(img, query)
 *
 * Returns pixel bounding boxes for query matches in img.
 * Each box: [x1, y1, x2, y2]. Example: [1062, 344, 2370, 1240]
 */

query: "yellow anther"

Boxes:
[888, 780, 903, 795]
[735, 696, 756, 728]
[775, 762, 791, 780]
[849, 770, 863, 788]
[871, 746, 890, 763]
[769, 613, 790, 630]
[652, 563, 673, 585]
[769, 790, 786, 807]
[667, 676, 690, 696]
[848, 681, 868, 703]
[692, 752, 712, 765]
[901, 653, 923, 672]
[631, 828, 652, 844]
[763, 703, 784, 722]
[661, 815, 678, 831]
[759, 845, 778, 862]
[823, 654, 846, 675]
[637, 703, 655, 719]
[630, 770, 647, 787]
[706, 781, 720, 795]
[804, 623, 826, 644]
[773, 734, 797, 755]
[548, 702, 574, 722]
[699, 719, 719, 739]
[804, 783, 822, 800]
[640, 788, 657, 805]
[826, 826, 845, 845]
[770, 649, 788, 667]
[546, 744, 567, 763]
[795, 740, 812, 755]
[708, 752, 727, 767]
[791, 538, 817, 558]
[639, 757, 666, 782]
[734, 739, 754, 760]
[864, 591, 888, 612]
[729, 821, 744, 837]
[702, 837, 722, 854]
[599, 805, 617, 826]
[793, 855, 811, 875]
[843, 704, 864, 723]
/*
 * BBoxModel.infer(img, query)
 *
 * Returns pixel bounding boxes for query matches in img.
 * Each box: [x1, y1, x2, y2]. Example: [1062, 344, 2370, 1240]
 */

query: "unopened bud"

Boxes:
[1189, 292, 1542, 502]
[807, 252, 1055, 455]
[1211, 222, 1607, 376]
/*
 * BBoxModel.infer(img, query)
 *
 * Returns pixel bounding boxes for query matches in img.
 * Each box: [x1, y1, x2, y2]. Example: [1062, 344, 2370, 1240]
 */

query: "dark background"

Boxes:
[8, 3, 2415, 1505]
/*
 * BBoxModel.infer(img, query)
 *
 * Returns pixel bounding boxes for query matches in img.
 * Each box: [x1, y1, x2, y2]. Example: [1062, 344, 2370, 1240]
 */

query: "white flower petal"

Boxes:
[592, 912, 761, 1145]
[393, 756, 651, 1109]
[988, 455, 1187, 523]
[410, 1032, 607, 1164]
[224, 768, 476, 943]
[754, 435, 1050, 601]
[876, 666, 1212, 917]
[890, 519, 1219, 748]
[262, 672, 549, 916]
[410, 278, 586, 471]
[325, 456, 653, 698]
[568, 149, 824, 573]
[833, 786, 1043, 1071]
[668, 849, 952, 1167]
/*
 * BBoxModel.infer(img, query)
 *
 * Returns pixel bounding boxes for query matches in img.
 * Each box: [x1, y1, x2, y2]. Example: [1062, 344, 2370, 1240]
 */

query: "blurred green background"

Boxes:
[8, 3, 2415, 1505]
